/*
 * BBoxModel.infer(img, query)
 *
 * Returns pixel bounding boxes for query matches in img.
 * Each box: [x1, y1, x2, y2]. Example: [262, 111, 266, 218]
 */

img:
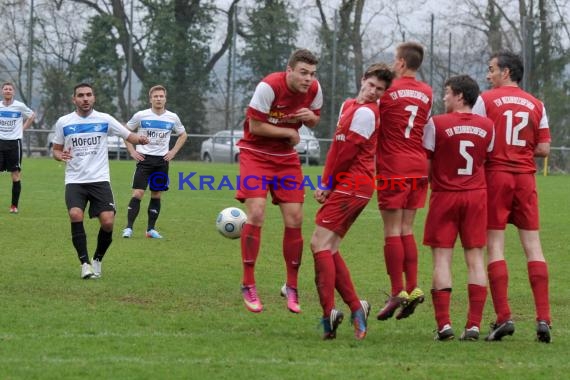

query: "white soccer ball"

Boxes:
[216, 207, 247, 239]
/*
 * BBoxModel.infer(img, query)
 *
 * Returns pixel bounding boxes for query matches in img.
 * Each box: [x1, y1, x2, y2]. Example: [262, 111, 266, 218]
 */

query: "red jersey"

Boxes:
[238, 72, 322, 155]
[322, 99, 379, 198]
[472, 86, 551, 173]
[423, 112, 494, 192]
[377, 76, 433, 178]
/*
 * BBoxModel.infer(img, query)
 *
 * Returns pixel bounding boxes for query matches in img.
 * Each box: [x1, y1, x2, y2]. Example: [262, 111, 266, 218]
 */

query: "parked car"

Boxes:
[295, 125, 320, 165]
[201, 126, 321, 165]
[200, 130, 243, 163]
[46, 130, 129, 159]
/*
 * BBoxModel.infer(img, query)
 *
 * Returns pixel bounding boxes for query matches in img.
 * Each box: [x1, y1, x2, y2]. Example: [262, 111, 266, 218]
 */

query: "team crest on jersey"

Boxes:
[93, 124, 104, 132]
[335, 133, 346, 142]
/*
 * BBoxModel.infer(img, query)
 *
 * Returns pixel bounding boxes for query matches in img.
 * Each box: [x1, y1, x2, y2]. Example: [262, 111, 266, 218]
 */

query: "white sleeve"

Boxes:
[310, 81, 323, 111]
[488, 126, 495, 152]
[349, 107, 376, 140]
[472, 96, 486, 116]
[422, 118, 436, 152]
[539, 103, 549, 129]
[21, 103, 34, 119]
[173, 114, 186, 135]
[107, 115, 131, 139]
[248, 82, 275, 114]
[126, 111, 141, 131]
[53, 119, 64, 145]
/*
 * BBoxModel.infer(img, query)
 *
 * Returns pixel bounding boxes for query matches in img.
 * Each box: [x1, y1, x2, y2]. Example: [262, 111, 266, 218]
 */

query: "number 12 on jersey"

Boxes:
[504, 110, 528, 147]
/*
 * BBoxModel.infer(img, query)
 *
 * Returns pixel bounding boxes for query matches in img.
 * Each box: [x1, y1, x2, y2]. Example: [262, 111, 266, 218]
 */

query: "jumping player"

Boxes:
[236, 49, 322, 314]
[376, 42, 433, 321]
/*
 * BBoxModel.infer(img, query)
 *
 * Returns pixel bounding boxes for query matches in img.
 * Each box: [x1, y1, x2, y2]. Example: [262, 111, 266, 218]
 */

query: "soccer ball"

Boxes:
[216, 207, 247, 239]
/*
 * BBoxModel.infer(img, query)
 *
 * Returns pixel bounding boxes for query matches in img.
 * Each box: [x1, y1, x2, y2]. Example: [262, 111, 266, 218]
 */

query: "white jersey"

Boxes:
[53, 110, 131, 184]
[126, 109, 185, 156]
[0, 100, 34, 140]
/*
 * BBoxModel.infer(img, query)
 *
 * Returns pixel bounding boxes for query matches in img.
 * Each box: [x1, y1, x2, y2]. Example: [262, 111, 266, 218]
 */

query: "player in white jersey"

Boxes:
[0, 82, 35, 213]
[121, 85, 187, 239]
[52, 83, 149, 279]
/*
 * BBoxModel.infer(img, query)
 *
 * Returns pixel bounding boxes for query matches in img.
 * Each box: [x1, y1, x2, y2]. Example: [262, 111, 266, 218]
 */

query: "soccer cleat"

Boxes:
[122, 228, 133, 238]
[376, 290, 409, 320]
[460, 326, 480, 341]
[351, 300, 370, 340]
[241, 285, 263, 313]
[396, 287, 425, 320]
[536, 320, 552, 343]
[92, 259, 102, 279]
[322, 309, 344, 340]
[280, 284, 301, 313]
[434, 324, 455, 341]
[146, 229, 163, 239]
[81, 263, 94, 279]
[9, 205, 18, 214]
[485, 320, 515, 341]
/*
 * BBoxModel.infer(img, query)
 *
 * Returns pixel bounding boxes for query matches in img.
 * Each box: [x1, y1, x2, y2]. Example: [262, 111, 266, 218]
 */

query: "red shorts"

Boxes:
[315, 192, 370, 238]
[235, 148, 304, 204]
[486, 171, 539, 230]
[423, 189, 487, 249]
[377, 177, 428, 210]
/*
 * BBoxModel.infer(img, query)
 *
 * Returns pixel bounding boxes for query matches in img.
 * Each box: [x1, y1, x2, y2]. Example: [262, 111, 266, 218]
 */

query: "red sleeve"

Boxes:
[322, 133, 367, 189]
[537, 127, 551, 143]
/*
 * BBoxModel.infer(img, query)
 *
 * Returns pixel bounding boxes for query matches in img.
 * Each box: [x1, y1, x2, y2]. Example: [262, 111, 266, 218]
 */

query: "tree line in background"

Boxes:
[1, 0, 569, 163]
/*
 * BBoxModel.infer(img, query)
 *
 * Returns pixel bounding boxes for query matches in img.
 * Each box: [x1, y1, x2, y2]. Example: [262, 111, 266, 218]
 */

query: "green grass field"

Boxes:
[0, 158, 568, 379]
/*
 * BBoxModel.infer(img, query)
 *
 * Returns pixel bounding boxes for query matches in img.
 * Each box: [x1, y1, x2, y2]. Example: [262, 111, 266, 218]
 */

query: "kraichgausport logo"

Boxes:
[147, 172, 424, 192]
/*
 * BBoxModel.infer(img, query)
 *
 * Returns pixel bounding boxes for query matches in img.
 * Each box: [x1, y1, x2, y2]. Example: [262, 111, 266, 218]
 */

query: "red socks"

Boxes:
[402, 234, 418, 293]
[487, 260, 511, 323]
[528, 261, 551, 324]
[384, 236, 404, 295]
[314, 250, 335, 317]
[283, 227, 303, 289]
[241, 224, 261, 285]
[466, 284, 487, 329]
[431, 288, 452, 330]
[333, 252, 361, 313]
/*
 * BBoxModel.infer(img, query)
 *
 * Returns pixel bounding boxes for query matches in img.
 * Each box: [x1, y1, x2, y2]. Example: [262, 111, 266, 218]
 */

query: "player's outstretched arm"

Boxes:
[126, 132, 149, 146]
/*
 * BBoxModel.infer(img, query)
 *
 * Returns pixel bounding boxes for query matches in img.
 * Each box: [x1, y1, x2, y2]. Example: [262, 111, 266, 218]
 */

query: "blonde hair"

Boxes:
[149, 85, 167, 97]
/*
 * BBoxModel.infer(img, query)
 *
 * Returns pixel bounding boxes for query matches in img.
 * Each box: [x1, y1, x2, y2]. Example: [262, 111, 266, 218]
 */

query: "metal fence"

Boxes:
[23, 129, 569, 174]
[23, 129, 332, 166]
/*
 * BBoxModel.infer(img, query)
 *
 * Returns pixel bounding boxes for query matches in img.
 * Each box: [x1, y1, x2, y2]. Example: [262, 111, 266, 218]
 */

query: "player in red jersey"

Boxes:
[472, 50, 552, 343]
[375, 42, 433, 321]
[423, 75, 494, 341]
[235, 49, 323, 314]
[311, 63, 394, 340]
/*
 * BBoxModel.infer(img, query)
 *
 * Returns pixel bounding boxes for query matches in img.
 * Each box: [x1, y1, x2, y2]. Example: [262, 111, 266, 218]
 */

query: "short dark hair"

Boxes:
[73, 82, 94, 96]
[363, 63, 395, 89]
[397, 42, 424, 71]
[2, 82, 14, 90]
[444, 75, 480, 108]
[287, 49, 319, 69]
[491, 50, 524, 83]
